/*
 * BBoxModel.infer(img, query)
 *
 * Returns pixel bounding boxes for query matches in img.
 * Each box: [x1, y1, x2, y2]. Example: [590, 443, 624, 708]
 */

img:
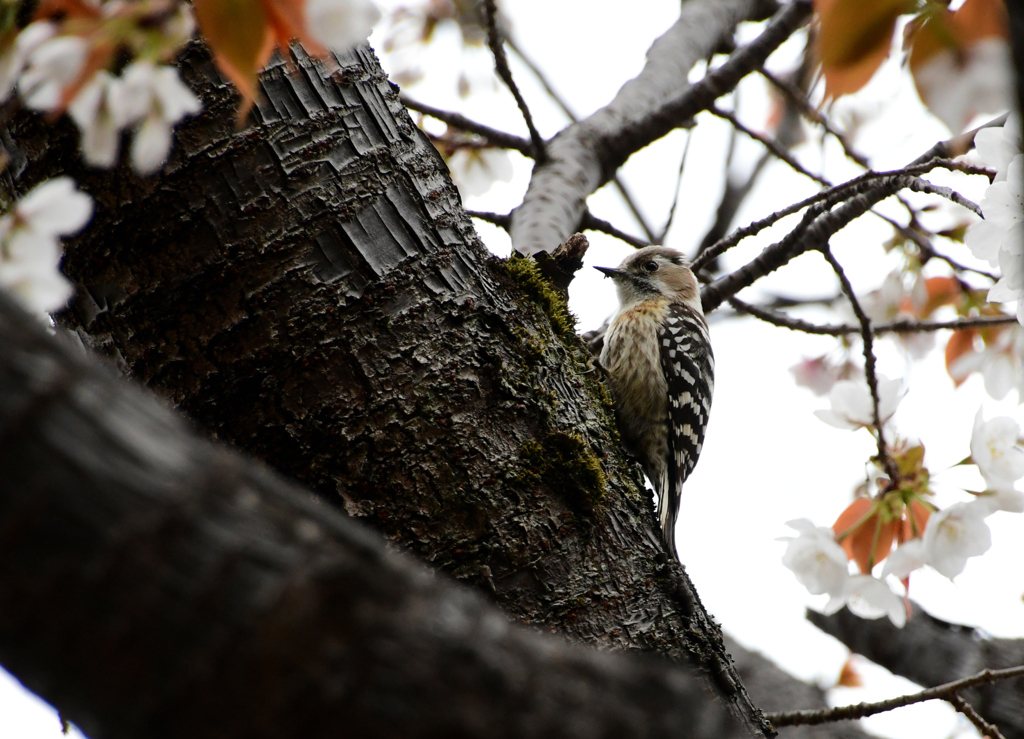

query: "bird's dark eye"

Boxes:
[643, 261, 659, 273]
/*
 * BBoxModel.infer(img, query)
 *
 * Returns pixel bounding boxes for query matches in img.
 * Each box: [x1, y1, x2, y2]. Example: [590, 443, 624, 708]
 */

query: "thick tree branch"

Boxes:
[505, 35, 659, 242]
[0, 291, 745, 739]
[510, 0, 810, 254]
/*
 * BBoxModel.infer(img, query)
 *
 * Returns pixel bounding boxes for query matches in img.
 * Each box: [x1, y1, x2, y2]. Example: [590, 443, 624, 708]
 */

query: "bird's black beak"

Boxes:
[594, 266, 622, 279]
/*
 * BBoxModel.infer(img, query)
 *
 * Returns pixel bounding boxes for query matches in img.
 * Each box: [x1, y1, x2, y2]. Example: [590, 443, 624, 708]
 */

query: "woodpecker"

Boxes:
[595, 246, 714, 560]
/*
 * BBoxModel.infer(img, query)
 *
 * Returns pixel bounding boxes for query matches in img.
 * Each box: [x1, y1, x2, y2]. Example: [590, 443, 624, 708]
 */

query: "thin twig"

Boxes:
[467, 210, 510, 228]
[709, 104, 829, 186]
[468, 209, 650, 250]
[910, 113, 1010, 166]
[947, 693, 1007, 739]
[692, 158, 987, 275]
[820, 247, 899, 482]
[657, 129, 694, 244]
[581, 212, 650, 249]
[760, 68, 870, 168]
[729, 297, 1019, 335]
[767, 664, 1024, 727]
[402, 96, 533, 155]
[482, 0, 546, 162]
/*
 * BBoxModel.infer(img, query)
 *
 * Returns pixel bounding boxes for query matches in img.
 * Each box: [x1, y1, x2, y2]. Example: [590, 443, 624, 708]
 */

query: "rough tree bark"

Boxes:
[1, 34, 775, 737]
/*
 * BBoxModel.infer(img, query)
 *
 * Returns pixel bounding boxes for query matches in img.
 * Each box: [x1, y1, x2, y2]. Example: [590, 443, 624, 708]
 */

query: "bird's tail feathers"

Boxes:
[657, 467, 681, 561]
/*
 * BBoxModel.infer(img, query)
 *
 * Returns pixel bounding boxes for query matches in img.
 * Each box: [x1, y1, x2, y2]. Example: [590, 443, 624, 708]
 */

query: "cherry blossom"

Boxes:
[949, 324, 1024, 401]
[0, 177, 93, 314]
[18, 34, 88, 111]
[447, 147, 514, 198]
[814, 376, 905, 430]
[974, 114, 1022, 183]
[0, 22, 56, 102]
[965, 119, 1023, 326]
[306, 0, 382, 52]
[920, 500, 992, 579]
[779, 519, 850, 597]
[824, 574, 906, 628]
[790, 355, 861, 396]
[115, 61, 202, 174]
[912, 37, 1013, 134]
[859, 271, 933, 359]
[881, 538, 927, 580]
[971, 409, 1024, 491]
[68, 71, 124, 168]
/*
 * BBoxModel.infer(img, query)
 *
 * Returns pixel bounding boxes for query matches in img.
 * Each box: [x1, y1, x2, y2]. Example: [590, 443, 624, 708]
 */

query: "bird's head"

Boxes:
[595, 246, 700, 311]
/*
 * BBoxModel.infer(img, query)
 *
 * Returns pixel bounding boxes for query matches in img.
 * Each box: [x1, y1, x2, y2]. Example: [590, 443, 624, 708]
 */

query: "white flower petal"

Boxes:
[881, 539, 927, 580]
[130, 114, 173, 174]
[15, 177, 93, 236]
[150, 66, 201, 122]
[965, 219, 1007, 268]
[18, 34, 88, 111]
[780, 522, 850, 596]
[923, 501, 992, 579]
[307, 0, 382, 52]
[843, 575, 907, 627]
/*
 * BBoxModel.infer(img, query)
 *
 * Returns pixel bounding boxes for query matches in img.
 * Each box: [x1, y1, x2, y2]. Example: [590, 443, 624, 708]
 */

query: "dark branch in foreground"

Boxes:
[0, 291, 747, 739]
[767, 665, 1024, 729]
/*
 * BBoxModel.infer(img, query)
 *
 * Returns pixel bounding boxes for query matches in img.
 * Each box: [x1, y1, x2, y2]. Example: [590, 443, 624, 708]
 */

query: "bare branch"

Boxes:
[768, 665, 1024, 728]
[691, 158, 981, 275]
[505, 36, 659, 242]
[820, 247, 899, 483]
[729, 298, 1019, 335]
[657, 129, 694, 244]
[709, 104, 828, 186]
[511, 0, 812, 254]
[482, 0, 546, 161]
[469, 209, 650, 250]
[582, 212, 651, 249]
[947, 694, 1007, 739]
[910, 113, 1010, 166]
[402, 96, 533, 155]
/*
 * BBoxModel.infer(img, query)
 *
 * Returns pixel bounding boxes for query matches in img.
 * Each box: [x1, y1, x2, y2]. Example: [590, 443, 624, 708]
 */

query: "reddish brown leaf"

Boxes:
[815, 0, 914, 97]
[836, 657, 863, 688]
[944, 328, 977, 385]
[193, 0, 273, 116]
[901, 499, 931, 540]
[909, 0, 1009, 71]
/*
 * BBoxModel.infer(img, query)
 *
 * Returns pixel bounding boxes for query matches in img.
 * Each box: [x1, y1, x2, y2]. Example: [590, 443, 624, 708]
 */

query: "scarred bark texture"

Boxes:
[808, 606, 1024, 739]
[0, 291, 744, 739]
[0, 41, 770, 734]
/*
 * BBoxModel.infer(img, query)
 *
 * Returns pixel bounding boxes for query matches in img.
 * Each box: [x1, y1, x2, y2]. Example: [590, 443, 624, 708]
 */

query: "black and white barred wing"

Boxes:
[657, 302, 714, 554]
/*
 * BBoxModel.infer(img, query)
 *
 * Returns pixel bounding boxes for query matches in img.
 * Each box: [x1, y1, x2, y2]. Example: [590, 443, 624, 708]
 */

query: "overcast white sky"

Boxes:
[3, 3, 1022, 737]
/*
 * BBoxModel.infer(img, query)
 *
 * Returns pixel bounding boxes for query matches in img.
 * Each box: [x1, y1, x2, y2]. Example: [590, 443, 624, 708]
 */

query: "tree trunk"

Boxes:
[0, 290, 745, 739]
[1, 41, 768, 733]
